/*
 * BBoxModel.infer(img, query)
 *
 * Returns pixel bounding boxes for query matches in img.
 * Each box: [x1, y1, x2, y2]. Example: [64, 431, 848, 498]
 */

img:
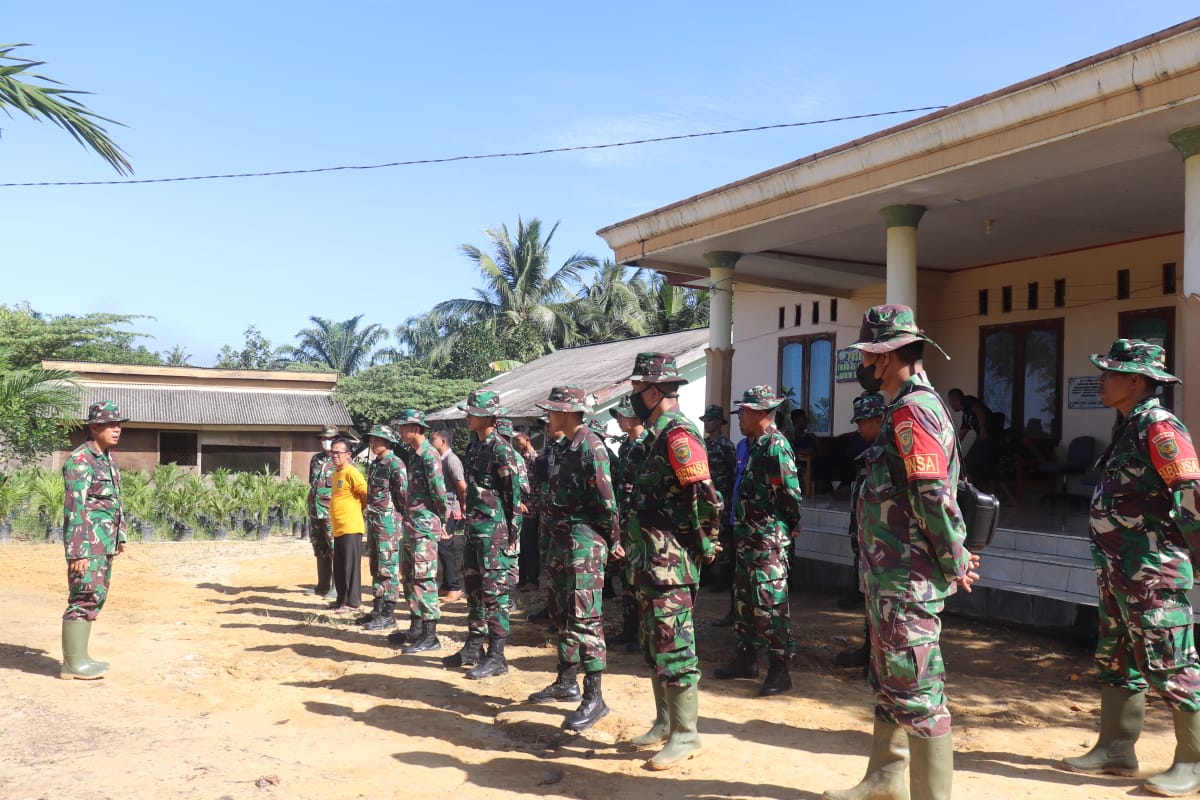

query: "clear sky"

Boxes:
[5, 3, 1197, 365]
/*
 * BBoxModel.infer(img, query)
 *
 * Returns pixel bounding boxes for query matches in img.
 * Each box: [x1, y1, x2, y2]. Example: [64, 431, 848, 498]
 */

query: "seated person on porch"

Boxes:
[790, 409, 819, 491]
[964, 397, 1002, 488]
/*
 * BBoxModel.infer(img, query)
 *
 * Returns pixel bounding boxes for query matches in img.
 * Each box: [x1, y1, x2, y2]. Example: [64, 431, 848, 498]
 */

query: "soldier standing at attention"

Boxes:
[329, 436, 369, 612]
[713, 385, 803, 697]
[443, 390, 522, 679]
[60, 401, 129, 680]
[496, 417, 528, 613]
[607, 397, 647, 652]
[307, 425, 339, 600]
[388, 409, 449, 654]
[527, 386, 622, 731]
[622, 353, 722, 770]
[701, 404, 739, 621]
[359, 425, 407, 631]
[824, 305, 979, 800]
[1062, 339, 1200, 797]
[513, 430, 542, 593]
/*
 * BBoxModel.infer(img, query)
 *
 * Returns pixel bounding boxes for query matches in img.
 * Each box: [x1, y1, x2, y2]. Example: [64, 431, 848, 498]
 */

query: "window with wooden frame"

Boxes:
[978, 318, 1064, 440]
[778, 333, 835, 434]
[1120, 306, 1176, 410]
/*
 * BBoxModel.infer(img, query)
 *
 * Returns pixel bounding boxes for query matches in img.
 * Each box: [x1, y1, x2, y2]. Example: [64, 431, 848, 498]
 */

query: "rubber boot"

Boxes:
[713, 645, 759, 680]
[646, 684, 702, 770]
[565, 671, 610, 731]
[363, 600, 397, 630]
[356, 596, 382, 626]
[909, 732, 953, 800]
[1145, 709, 1200, 796]
[631, 677, 670, 748]
[465, 637, 508, 679]
[1062, 685, 1144, 776]
[313, 558, 333, 595]
[60, 619, 108, 680]
[822, 720, 910, 800]
[528, 662, 581, 703]
[442, 632, 485, 668]
[608, 611, 638, 646]
[759, 655, 792, 697]
[402, 620, 442, 654]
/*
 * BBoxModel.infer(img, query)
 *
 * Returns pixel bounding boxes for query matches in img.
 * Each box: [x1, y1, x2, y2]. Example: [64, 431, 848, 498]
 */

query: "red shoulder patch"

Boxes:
[666, 427, 711, 486]
[891, 404, 948, 481]
[1148, 420, 1200, 485]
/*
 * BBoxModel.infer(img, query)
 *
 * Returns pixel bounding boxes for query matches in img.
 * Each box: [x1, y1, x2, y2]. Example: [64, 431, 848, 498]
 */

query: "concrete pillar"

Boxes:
[879, 204, 926, 312]
[702, 251, 740, 434]
[1170, 127, 1200, 429]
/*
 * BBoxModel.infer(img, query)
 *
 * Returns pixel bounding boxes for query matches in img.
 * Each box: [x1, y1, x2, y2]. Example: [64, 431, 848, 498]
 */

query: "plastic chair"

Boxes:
[1038, 436, 1095, 505]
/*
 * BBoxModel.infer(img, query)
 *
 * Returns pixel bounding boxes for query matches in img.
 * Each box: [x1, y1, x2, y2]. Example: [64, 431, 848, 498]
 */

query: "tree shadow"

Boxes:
[0, 642, 61, 678]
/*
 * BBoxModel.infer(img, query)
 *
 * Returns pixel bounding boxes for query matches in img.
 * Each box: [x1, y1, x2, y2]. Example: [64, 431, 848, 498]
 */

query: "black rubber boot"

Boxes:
[442, 633, 486, 669]
[759, 656, 792, 697]
[362, 600, 397, 630]
[313, 558, 333, 596]
[528, 662, 581, 703]
[564, 672, 610, 731]
[465, 637, 508, 679]
[607, 611, 638, 646]
[356, 596, 381, 626]
[402, 620, 442, 654]
[713, 645, 759, 680]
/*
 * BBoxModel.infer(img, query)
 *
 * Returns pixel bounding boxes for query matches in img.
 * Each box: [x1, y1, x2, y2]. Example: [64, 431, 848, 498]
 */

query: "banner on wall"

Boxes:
[835, 347, 863, 383]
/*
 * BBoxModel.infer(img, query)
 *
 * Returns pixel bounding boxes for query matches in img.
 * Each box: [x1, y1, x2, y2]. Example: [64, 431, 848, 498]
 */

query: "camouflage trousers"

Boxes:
[308, 518, 333, 560]
[507, 515, 522, 597]
[733, 539, 793, 658]
[1094, 576, 1200, 711]
[545, 522, 608, 673]
[402, 512, 443, 621]
[366, 510, 401, 603]
[867, 595, 949, 738]
[463, 520, 514, 639]
[634, 582, 700, 688]
[64, 554, 114, 621]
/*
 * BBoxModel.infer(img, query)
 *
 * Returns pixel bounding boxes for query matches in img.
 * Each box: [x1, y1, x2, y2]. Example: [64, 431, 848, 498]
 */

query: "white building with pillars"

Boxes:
[597, 18, 1200, 629]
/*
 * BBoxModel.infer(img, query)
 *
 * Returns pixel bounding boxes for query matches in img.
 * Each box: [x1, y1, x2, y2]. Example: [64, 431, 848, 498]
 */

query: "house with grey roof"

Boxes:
[45, 360, 352, 478]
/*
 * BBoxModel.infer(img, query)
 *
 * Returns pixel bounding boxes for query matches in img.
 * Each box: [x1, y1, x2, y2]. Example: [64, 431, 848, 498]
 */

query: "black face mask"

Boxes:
[630, 386, 659, 422]
[856, 361, 883, 393]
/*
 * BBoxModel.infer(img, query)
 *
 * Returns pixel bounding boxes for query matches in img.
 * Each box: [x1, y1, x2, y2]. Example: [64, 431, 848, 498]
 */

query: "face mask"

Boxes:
[630, 386, 658, 422]
[856, 361, 883, 393]
[321, 440, 332, 452]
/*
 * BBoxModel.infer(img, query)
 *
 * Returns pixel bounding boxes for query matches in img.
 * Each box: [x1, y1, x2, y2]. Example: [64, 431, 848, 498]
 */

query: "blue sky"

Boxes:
[5, 3, 1197, 365]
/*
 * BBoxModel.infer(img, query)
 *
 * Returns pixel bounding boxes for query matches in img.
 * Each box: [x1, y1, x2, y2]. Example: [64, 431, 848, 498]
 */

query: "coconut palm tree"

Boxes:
[281, 315, 387, 375]
[639, 272, 711, 333]
[573, 262, 651, 343]
[0, 43, 131, 175]
[433, 218, 596, 355]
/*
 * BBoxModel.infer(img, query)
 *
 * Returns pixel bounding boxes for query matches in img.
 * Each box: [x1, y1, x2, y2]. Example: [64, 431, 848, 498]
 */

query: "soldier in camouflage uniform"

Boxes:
[496, 417, 528, 611]
[1062, 339, 1200, 797]
[701, 403, 739, 621]
[528, 415, 566, 623]
[60, 401, 130, 680]
[824, 305, 979, 800]
[307, 425, 339, 600]
[623, 353, 723, 770]
[360, 425, 407, 631]
[527, 386, 622, 730]
[386, 409, 449, 654]
[443, 390, 523, 679]
[714, 386, 803, 697]
[607, 396, 647, 652]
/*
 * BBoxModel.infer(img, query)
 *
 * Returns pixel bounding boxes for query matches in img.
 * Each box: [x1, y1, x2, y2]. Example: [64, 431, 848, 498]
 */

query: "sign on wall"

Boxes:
[1067, 376, 1106, 410]
[835, 347, 863, 383]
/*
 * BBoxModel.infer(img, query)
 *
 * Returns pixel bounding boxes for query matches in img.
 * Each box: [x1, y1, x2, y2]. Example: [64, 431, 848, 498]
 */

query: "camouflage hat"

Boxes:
[732, 385, 786, 412]
[1090, 338, 1180, 384]
[699, 404, 727, 423]
[849, 304, 947, 358]
[458, 389, 508, 417]
[609, 395, 637, 419]
[628, 352, 689, 385]
[85, 400, 129, 425]
[852, 391, 887, 422]
[318, 425, 339, 438]
[587, 418, 610, 437]
[393, 408, 430, 429]
[535, 385, 590, 413]
[366, 423, 400, 444]
[495, 417, 515, 438]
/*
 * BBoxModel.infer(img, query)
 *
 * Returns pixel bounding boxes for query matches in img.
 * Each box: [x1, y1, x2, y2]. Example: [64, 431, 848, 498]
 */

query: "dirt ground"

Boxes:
[0, 539, 1182, 800]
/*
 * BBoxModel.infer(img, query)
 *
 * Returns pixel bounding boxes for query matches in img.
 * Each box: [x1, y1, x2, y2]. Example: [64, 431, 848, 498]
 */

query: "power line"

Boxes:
[0, 105, 947, 188]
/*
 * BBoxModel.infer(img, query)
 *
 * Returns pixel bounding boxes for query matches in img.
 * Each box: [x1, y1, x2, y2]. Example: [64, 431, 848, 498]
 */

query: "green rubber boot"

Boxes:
[909, 733, 953, 800]
[60, 619, 108, 680]
[822, 720, 910, 800]
[1062, 685, 1144, 776]
[1145, 709, 1200, 797]
[630, 677, 670, 748]
[646, 684, 701, 770]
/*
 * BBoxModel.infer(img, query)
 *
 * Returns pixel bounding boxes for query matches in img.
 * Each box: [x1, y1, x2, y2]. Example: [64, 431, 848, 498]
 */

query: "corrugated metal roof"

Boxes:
[75, 383, 352, 427]
[427, 328, 708, 421]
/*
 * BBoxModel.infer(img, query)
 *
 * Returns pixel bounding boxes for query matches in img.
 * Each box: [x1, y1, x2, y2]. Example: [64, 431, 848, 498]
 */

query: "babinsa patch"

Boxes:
[891, 403, 948, 481]
[666, 426, 710, 486]
[1148, 420, 1200, 485]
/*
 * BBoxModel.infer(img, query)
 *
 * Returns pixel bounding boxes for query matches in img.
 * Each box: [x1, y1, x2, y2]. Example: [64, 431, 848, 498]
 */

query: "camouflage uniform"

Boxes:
[307, 429, 336, 564]
[611, 397, 650, 640]
[365, 425, 407, 607]
[63, 402, 129, 622]
[398, 415, 449, 623]
[729, 387, 803, 661]
[496, 417, 526, 597]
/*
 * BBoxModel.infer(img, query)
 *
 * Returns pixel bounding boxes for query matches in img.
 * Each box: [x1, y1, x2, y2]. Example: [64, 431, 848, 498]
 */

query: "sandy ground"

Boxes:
[0, 539, 1182, 800]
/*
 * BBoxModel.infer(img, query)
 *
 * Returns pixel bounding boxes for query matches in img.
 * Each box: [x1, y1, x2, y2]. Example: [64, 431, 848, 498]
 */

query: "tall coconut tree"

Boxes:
[0, 43, 131, 174]
[433, 218, 597, 355]
[639, 272, 711, 333]
[280, 315, 387, 375]
[573, 261, 650, 344]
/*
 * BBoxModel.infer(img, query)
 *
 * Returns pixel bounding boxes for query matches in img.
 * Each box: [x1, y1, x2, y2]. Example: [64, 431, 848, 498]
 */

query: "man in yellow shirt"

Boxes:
[329, 437, 368, 612]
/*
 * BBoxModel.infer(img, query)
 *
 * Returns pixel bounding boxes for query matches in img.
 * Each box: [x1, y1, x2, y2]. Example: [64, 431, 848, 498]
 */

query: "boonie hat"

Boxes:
[628, 352, 688, 385]
[732, 385, 785, 412]
[86, 400, 129, 425]
[1090, 338, 1180, 384]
